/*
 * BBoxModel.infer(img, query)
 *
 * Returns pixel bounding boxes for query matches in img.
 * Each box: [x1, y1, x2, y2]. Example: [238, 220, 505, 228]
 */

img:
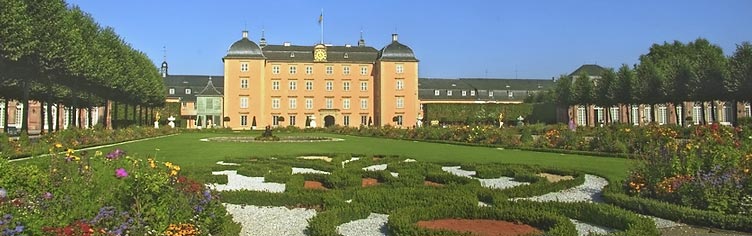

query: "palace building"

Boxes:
[221, 30, 419, 129]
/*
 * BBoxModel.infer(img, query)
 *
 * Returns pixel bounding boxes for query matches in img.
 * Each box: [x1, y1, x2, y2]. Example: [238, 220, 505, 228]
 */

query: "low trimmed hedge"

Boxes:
[602, 184, 752, 232]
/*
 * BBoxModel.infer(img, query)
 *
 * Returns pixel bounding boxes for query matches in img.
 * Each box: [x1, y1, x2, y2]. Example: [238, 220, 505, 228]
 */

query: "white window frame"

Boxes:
[0, 101, 5, 128]
[289, 115, 296, 126]
[15, 104, 24, 128]
[396, 97, 404, 109]
[396, 79, 404, 90]
[658, 105, 668, 125]
[272, 115, 280, 126]
[343, 81, 350, 91]
[240, 115, 248, 126]
[305, 81, 313, 91]
[594, 106, 604, 124]
[610, 106, 619, 123]
[343, 99, 350, 110]
[326, 66, 333, 75]
[489, 91, 494, 97]
[434, 90, 440, 96]
[395, 115, 403, 126]
[289, 65, 297, 74]
[240, 79, 249, 89]
[241, 63, 249, 72]
[360, 81, 368, 91]
[305, 66, 313, 75]
[461, 90, 467, 96]
[745, 103, 751, 117]
[644, 107, 653, 123]
[326, 81, 334, 91]
[396, 64, 404, 74]
[343, 115, 350, 126]
[185, 88, 191, 94]
[470, 90, 476, 96]
[576, 106, 586, 126]
[305, 98, 313, 110]
[272, 80, 280, 90]
[272, 98, 280, 109]
[632, 105, 640, 125]
[168, 88, 175, 95]
[240, 97, 248, 108]
[360, 99, 368, 109]
[272, 65, 280, 74]
[289, 80, 297, 90]
[447, 90, 453, 96]
[289, 98, 297, 109]
[360, 66, 368, 75]
[325, 98, 334, 109]
[361, 115, 368, 125]
[343, 66, 350, 75]
[508, 91, 513, 98]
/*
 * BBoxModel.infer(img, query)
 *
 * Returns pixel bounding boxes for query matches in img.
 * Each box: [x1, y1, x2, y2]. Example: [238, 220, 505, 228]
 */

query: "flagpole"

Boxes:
[320, 8, 324, 44]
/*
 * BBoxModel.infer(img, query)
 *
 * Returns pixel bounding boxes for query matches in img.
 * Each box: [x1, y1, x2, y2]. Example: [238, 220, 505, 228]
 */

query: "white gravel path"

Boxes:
[291, 167, 331, 175]
[223, 204, 316, 236]
[341, 157, 361, 168]
[642, 215, 685, 229]
[570, 219, 615, 235]
[441, 166, 529, 189]
[207, 170, 286, 192]
[297, 156, 332, 162]
[515, 174, 608, 203]
[402, 159, 417, 162]
[363, 164, 388, 171]
[215, 161, 240, 166]
[336, 213, 389, 236]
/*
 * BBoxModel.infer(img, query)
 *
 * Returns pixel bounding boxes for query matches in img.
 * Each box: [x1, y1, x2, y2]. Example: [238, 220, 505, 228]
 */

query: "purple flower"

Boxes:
[0, 188, 7, 199]
[115, 168, 128, 178]
[106, 149, 126, 160]
[42, 192, 53, 200]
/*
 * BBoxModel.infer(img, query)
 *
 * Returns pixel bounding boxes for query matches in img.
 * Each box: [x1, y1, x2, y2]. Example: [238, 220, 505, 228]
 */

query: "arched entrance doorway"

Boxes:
[324, 115, 335, 127]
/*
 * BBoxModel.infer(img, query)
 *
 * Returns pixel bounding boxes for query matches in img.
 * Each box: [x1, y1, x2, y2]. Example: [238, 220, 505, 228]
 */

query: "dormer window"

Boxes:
[447, 90, 453, 96]
[344, 52, 349, 59]
[290, 52, 295, 58]
[169, 88, 175, 95]
[185, 89, 191, 94]
[462, 91, 467, 96]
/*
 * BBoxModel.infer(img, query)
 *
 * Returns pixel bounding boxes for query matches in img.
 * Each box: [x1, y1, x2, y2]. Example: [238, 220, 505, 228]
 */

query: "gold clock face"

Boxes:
[314, 49, 327, 62]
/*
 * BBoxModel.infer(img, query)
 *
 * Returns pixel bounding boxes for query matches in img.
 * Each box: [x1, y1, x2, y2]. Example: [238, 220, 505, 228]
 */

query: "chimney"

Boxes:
[391, 34, 398, 42]
[242, 30, 248, 38]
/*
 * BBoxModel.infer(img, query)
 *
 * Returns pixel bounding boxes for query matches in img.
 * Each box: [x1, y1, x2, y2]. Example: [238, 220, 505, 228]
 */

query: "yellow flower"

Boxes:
[148, 159, 157, 169]
[94, 151, 103, 157]
[54, 143, 63, 148]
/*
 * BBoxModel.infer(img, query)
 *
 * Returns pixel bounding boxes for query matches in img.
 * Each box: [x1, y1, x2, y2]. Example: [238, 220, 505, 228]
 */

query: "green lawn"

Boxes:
[55, 132, 632, 182]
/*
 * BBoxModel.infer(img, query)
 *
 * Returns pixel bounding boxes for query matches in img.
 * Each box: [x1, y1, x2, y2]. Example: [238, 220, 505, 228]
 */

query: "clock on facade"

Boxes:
[313, 44, 327, 62]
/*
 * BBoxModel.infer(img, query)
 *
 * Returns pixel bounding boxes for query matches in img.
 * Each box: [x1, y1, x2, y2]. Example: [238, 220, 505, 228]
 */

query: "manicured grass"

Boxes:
[67, 132, 632, 182]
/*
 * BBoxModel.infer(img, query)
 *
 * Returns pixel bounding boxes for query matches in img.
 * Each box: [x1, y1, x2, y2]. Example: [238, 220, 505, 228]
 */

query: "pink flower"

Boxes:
[115, 168, 128, 178]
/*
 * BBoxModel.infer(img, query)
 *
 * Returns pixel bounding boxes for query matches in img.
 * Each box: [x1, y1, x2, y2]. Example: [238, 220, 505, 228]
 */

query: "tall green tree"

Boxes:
[572, 72, 594, 126]
[689, 38, 728, 123]
[728, 42, 752, 124]
[554, 75, 574, 121]
[636, 60, 666, 123]
[595, 68, 617, 124]
[615, 64, 636, 124]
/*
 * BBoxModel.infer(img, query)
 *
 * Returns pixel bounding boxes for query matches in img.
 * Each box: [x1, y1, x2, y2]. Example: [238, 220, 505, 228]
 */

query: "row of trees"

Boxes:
[555, 39, 752, 126]
[0, 0, 165, 134]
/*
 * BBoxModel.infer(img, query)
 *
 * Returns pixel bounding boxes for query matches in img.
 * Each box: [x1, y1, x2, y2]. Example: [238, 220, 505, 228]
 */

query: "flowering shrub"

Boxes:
[625, 124, 752, 214]
[0, 146, 237, 235]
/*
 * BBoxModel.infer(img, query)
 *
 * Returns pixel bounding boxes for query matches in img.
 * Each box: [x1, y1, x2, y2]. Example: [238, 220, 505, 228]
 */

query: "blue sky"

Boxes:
[66, 0, 752, 79]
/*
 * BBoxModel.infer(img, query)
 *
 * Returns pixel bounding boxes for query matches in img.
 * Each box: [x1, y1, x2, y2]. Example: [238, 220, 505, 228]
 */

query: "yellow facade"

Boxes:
[222, 31, 419, 130]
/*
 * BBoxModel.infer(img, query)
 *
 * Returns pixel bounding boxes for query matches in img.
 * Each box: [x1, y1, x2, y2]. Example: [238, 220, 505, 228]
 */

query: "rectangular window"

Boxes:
[508, 91, 513, 98]
[240, 78, 249, 89]
[289, 115, 296, 126]
[16, 104, 23, 126]
[272, 80, 280, 90]
[692, 104, 702, 125]
[326, 98, 333, 109]
[447, 90, 453, 96]
[305, 81, 313, 91]
[360, 66, 368, 75]
[396, 64, 404, 74]
[644, 107, 653, 123]
[471, 90, 476, 96]
[343, 99, 350, 109]
[434, 90, 440, 96]
[395, 115, 403, 126]
[289, 81, 297, 90]
[577, 106, 586, 126]
[360, 99, 368, 109]
[489, 91, 494, 97]
[343, 66, 350, 75]
[343, 81, 351, 91]
[289, 98, 297, 109]
[272, 98, 280, 109]
[326, 81, 333, 91]
[610, 107, 620, 123]
[289, 65, 297, 74]
[0, 102, 4, 127]
[272, 115, 280, 126]
[361, 115, 368, 126]
[594, 106, 604, 124]
[343, 115, 350, 126]
[658, 106, 668, 125]
[306, 98, 313, 110]
[240, 115, 248, 126]
[396, 97, 404, 108]
[746, 103, 751, 117]
[305, 66, 313, 75]
[396, 79, 404, 90]
[168, 88, 175, 95]
[461, 90, 467, 96]
[241, 63, 249, 72]
[326, 66, 333, 75]
[632, 105, 640, 125]
[239, 97, 248, 108]
[272, 65, 280, 74]
[185, 88, 191, 94]
[360, 81, 368, 91]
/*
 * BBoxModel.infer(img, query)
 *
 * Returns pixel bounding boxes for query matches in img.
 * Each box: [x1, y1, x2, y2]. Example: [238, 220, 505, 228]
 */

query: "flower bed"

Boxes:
[0, 146, 239, 235]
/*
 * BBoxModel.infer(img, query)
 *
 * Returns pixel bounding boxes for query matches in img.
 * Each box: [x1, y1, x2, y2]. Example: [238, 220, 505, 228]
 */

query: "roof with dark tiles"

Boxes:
[164, 75, 224, 102]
